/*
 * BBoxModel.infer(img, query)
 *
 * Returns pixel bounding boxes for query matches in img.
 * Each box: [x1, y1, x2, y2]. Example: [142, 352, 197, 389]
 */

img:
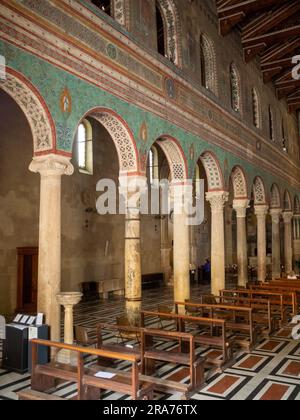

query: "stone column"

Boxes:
[56, 292, 82, 365]
[29, 155, 74, 342]
[120, 175, 147, 326]
[283, 211, 294, 274]
[161, 216, 172, 285]
[172, 184, 190, 306]
[206, 191, 229, 296]
[254, 205, 269, 283]
[293, 216, 300, 273]
[225, 206, 234, 266]
[270, 209, 282, 279]
[233, 199, 249, 287]
[190, 225, 198, 280]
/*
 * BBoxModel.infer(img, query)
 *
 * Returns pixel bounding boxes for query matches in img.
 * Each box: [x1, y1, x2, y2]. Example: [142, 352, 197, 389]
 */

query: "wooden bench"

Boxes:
[30, 339, 153, 401]
[18, 390, 66, 401]
[140, 328, 206, 399]
[247, 285, 297, 316]
[217, 295, 276, 336]
[221, 289, 291, 326]
[176, 301, 257, 352]
[141, 310, 232, 370]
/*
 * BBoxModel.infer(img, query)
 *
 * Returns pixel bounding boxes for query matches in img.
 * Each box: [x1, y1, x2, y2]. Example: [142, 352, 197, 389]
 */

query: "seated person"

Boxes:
[202, 259, 211, 284]
[287, 271, 298, 280]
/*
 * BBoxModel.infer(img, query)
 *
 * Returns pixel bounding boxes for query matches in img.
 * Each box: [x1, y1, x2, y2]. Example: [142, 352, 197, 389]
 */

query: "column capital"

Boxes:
[206, 191, 229, 213]
[254, 205, 269, 218]
[233, 199, 250, 218]
[270, 208, 282, 223]
[282, 211, 294, 223]
[29, 154, 74, 177]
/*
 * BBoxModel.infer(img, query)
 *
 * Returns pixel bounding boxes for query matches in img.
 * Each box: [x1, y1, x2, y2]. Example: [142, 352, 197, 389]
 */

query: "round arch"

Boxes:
[253, 176, 267, 205]
[155, 135, 188, 182]
[284, 190, 293, 211]
[0, 68, 56, 155]
[199, 151, 224, 192]
[270, 183, 281, 209]
[230, 166, 248, 199]
[78, 107, 139, 176]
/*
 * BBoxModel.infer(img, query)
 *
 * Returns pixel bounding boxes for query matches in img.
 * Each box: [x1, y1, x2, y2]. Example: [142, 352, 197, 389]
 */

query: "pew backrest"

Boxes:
[0, 315, 5, 340]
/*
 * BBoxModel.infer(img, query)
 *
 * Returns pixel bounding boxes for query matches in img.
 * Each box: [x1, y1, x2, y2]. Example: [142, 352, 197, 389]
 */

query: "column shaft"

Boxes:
[233, 200, 249, 288]
[173, 213, 190, 303]
[283, 212, 293, 274]
[270, 209, 282, 279]
[255, 206, 269, 283]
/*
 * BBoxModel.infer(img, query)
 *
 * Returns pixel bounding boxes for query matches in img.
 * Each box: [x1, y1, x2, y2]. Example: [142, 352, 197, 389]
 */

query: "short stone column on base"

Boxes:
[56, 292, 82, 365]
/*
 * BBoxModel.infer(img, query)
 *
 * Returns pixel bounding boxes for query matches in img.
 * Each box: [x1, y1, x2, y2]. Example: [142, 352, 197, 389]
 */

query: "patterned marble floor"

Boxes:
[0, 285, 300, 401]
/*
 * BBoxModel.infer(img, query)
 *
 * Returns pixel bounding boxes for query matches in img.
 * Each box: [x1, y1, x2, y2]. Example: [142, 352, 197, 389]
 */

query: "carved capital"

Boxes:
[206, 191, 229, 213]
[233, 199, 250, 218]
[270, 208, 282, 224]
[283, 211, 294, 224]
[254, 205, 269, 219]
[29, 154, 74, 177]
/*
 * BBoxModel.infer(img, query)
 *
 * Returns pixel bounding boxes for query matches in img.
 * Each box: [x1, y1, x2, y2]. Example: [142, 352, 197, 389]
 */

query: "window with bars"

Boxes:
[77, 120, 93, 175]
[252, 88, 260, 128]
[230, 64, 240, 113]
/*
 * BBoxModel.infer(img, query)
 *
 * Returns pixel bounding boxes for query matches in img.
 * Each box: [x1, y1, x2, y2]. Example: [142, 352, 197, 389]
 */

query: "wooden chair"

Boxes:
[74, 326, 97, 347]
[116, 316, 141, 344]
[157, 305, 175, 329]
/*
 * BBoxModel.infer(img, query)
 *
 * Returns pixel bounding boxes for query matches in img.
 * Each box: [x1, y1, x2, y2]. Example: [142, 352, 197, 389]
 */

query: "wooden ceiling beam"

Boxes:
[243, 25, 300, 61]
[261, 39, 300, 64]
[243, 1, 300, 39]
[262, 57, 298, 83]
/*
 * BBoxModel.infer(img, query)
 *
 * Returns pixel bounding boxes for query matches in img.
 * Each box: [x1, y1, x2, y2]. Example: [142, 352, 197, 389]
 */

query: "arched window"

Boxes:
[156, 3, 166, 59]
[148, 146, 159, 185]
[282, 119, 288, 153]
[269, 106, 275, 141]
[91, 0, 111, 16]
[77, 119, 93, 175]
[252, 88, 260, 128]
[155, 0, 181, 66]
[200, 34, 218, 96]
[230, 63, 241, 113]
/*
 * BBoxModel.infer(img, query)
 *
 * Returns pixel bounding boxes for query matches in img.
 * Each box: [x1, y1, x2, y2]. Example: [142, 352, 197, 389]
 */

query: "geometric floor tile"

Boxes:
[232, 354, 270, 372]
[276, 360, 300, 379]
[200, 374, 250, 399]
[256, 340, 289, 354]
[247, 380, 297, 401]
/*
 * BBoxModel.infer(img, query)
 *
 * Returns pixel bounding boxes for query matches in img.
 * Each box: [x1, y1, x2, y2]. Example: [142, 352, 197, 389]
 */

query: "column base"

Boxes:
[56, 348, 78, 366]
[125, 299, 142, 326]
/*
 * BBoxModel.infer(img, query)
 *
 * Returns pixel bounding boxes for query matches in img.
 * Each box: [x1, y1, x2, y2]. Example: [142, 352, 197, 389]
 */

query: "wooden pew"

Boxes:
[217, 295, 276, 335]
[221, 289, 291, 326]
[247, 285, 297, 316]
[140, 328, 206, 400]
[176, 301, 257, 352]
[30, 339, 153, 401]
[18, 390, 66, 401]
[141, 310, 232, 370]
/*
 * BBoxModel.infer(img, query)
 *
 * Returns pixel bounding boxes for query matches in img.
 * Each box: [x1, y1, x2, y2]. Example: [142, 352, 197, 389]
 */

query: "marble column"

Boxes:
[206, 191, 229, 296]
[172, 184, 190, 307]
[120, 175, 147, 326]
[56, 292, 82, 365]
[270, 209, 282, 279]
[254, 205, 269, 283]
[29, 155, 74, 342]
[161, 216, 172, 285]
[283, 211, 294, 274]
[233, 199, 249, 287]
[225, 206, 234, 266]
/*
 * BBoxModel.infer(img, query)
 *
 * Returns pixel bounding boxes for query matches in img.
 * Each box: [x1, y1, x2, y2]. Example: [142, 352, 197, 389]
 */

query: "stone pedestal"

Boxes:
[206, 191, 229, 296]
[270, 209, 282, 279]
[29, 155, 74, 342]
[254, 205, 269, 283]
[56, 292, 82, 365]
[233, 199, 249, 287]
[283, 211, 294, 274]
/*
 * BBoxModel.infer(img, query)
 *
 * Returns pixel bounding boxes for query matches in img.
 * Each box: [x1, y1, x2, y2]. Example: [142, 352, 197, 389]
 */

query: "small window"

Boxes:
[77, 119, 93, 175]
[230, 64, 240, 113]
[156, 3, 166, 59]
[282, 119, 288, 153]
[252, 88, 260, 128]
[91, 0, 111, 16]
[269, 107, 275, 141]
[200, 34, 218, 95]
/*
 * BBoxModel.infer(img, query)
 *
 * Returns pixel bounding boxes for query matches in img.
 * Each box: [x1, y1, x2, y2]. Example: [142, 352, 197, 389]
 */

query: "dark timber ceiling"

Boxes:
[216, 0, 300, 113]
